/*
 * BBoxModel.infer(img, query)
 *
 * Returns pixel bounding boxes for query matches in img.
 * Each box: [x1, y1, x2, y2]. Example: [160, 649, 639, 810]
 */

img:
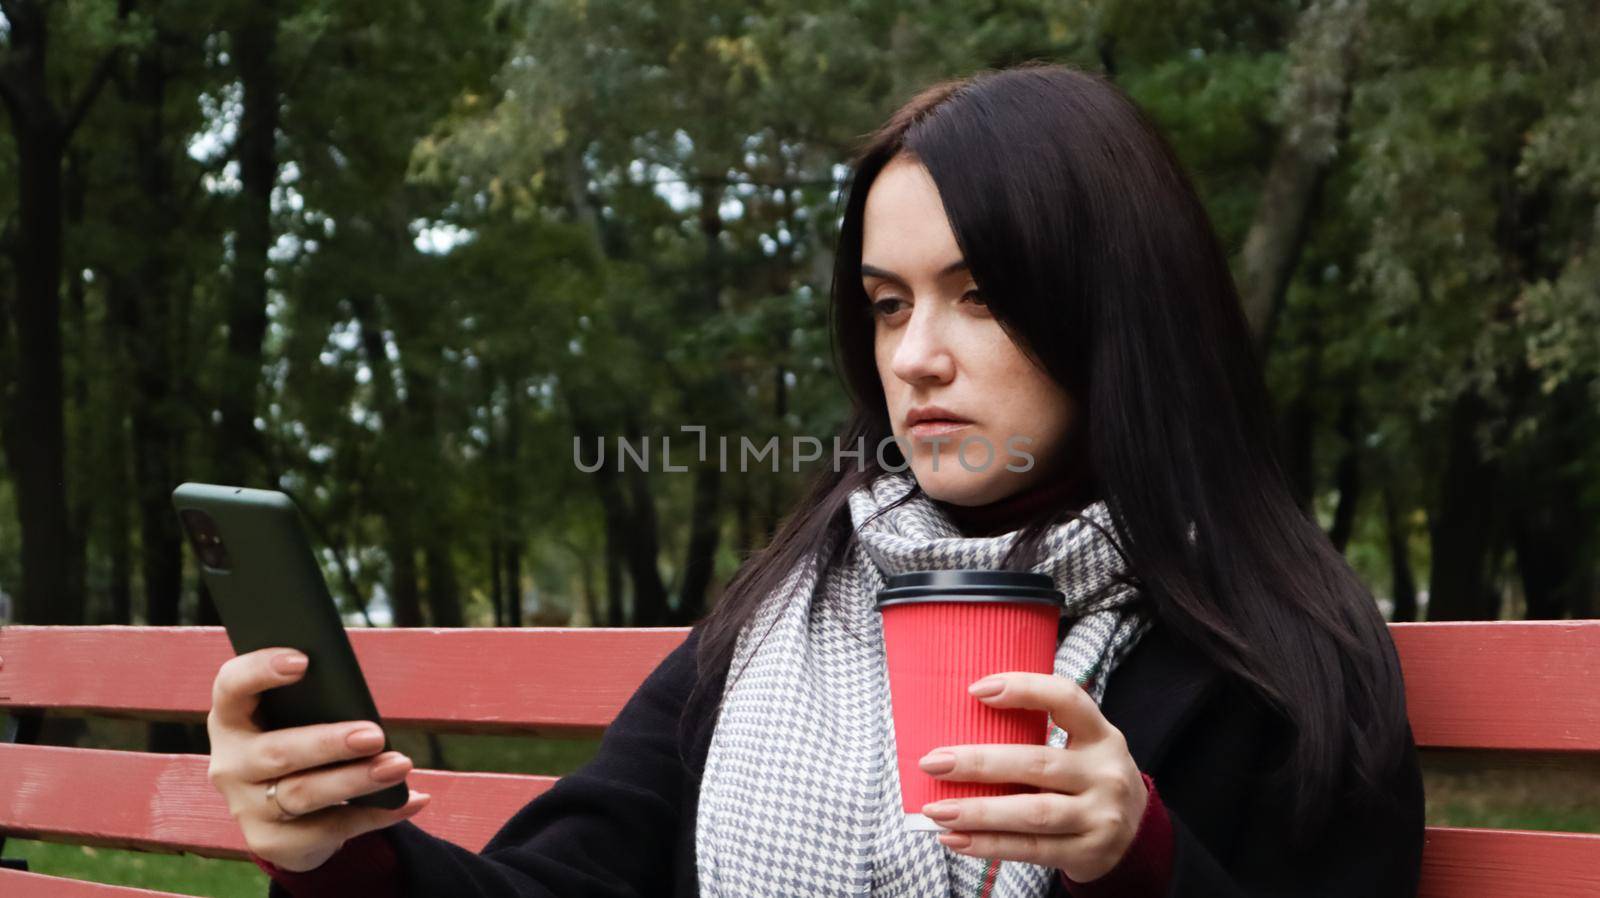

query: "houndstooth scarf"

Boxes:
[696, 471, 1153, 898]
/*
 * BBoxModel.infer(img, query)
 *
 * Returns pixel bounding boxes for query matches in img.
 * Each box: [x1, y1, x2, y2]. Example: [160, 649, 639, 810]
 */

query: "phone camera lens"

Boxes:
[180, 509, 233, 571]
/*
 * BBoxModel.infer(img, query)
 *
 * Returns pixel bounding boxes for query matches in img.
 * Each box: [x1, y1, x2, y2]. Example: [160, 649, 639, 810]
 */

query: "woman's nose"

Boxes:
[890, 308, 956, 385]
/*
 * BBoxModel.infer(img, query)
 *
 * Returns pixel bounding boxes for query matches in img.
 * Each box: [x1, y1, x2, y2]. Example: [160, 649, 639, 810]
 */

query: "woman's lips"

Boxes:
[909, 419, 973, 438]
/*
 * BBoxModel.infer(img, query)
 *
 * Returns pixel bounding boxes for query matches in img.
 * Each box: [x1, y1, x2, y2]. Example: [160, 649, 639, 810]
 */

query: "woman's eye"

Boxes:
[868, 290, 983, 319]
[870, 297, 908, 318]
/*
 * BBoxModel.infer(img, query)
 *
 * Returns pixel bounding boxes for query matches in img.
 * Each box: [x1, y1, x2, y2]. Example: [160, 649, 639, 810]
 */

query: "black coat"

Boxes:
[272, 618, 1425, 897]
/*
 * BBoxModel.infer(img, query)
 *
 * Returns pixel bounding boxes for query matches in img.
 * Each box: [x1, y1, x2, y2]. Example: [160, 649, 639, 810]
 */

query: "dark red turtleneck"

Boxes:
[931, 466, 1096, 537]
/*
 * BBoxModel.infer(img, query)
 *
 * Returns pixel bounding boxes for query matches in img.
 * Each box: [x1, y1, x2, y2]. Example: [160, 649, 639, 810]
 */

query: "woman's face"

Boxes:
[863, 153, 1077, 506]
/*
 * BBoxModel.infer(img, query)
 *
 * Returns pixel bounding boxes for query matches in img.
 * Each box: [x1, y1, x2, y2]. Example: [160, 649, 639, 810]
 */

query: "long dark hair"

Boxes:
[681, 62, 1410, 850]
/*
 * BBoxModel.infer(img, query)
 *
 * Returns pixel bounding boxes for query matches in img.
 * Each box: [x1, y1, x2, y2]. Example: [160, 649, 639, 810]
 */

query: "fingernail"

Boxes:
[919, 751, 956, 775]
[346, 727, 384, 751]
[273, 652, 308, 674]
[968, 677, 1003, 697]
[923, 801, 957, 820]
[372, 755, 411, 781]
[937, 832, 972, 849]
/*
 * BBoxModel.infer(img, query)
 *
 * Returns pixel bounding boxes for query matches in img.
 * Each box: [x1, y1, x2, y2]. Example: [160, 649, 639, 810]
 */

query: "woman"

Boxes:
[208, 62, 1425, 897]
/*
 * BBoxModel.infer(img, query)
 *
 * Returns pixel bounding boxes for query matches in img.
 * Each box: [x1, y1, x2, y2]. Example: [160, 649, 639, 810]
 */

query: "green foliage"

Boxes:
[1, 0, 1597, 628]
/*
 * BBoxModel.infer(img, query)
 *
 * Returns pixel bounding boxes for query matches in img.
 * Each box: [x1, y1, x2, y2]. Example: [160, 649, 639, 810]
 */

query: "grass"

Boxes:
[1421, 749, 1600, 833]
[4, 840, 269, 897]
[5, 717, 1599, 894]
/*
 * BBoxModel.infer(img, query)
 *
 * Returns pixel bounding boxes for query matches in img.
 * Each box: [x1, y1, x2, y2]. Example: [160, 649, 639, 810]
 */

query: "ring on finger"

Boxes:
[265, 779, 301, 821]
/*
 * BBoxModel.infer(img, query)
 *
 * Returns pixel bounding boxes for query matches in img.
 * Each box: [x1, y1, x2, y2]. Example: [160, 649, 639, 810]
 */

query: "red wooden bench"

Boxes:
[1, 621, 1597, 897]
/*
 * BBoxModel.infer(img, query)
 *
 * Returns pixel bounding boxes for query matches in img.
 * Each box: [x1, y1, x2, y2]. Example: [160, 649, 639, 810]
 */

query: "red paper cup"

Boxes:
[877, 570, 1064, 832]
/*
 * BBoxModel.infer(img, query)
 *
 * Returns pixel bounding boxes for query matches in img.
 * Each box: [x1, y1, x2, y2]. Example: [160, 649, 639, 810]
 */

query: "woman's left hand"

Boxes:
[917, 671, 1147, 883]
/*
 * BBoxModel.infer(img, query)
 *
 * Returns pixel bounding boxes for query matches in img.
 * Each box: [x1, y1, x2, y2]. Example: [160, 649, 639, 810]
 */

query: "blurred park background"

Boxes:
[1, 0, 1598, 893]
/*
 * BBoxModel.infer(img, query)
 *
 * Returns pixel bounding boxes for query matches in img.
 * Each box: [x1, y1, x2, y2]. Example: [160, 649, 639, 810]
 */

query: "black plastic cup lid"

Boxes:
[876, 569, 1064, 609]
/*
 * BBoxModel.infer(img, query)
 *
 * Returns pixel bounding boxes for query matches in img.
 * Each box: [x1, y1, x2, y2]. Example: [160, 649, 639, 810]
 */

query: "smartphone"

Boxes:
[172, 482, 408, 810]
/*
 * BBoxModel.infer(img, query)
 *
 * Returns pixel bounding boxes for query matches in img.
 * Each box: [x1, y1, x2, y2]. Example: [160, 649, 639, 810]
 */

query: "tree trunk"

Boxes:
[1239, 0, 1366, 348]
[1382, 487, 1418, 623]
[388, 529, 424, 627]
[106, 449, 133, 625]
[0, 24, 72, 624]
[1426, 392, 1505, 621]
[673, 459, 722, 624]
[1505, 380, 1598, 620]
[490, 539, 504, 627]
[349, 294, 423, 628]
[485, 371, 504, 629]
[572, 403, 647, 628]
[215, 0, 278, 473]
[206, 0, 279, 625]
[503, 540, 523, 627]
[735, 472, 755, 562]
[424, 543, 464, 628]
[501, 372, 524, 627]
[1327, 394, 1363, 552]
[761, 361, 790, 546]
[111, 273, 184, 626]
[100, 272, 134, 624]
[574, 543, 597, 627]
[105, 15, 185, 629]
[404, 363, 463, 628]
[64, 156, 91, 619]
[1509, 497, 1592, 620]
[1278, 318, 1321, 516]
[621, 417, 669, 625]
[605, 530, 625, 628]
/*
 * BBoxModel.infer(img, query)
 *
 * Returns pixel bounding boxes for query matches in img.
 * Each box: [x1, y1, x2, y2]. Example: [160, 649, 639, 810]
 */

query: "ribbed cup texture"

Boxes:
[881, 600, 1060, 815]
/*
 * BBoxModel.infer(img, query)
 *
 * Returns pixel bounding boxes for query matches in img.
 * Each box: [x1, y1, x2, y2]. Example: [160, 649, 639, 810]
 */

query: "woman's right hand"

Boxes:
[206, 647, 431, 872]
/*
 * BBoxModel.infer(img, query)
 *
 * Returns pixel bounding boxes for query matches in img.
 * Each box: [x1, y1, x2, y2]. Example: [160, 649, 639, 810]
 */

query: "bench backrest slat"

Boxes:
[5, 745, 1598, 898]
[1390, 622, 1600, 751]
[0, 743, 549, 858]
[1420, 827, 1600, 898]
[0, 626, 687, 735]
[0, 867, 191, 897]
[5, 623, 1598, 750]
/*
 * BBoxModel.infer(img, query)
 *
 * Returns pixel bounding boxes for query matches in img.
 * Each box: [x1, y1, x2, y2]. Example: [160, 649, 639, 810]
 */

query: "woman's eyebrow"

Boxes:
[860, 259, 969, 287]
